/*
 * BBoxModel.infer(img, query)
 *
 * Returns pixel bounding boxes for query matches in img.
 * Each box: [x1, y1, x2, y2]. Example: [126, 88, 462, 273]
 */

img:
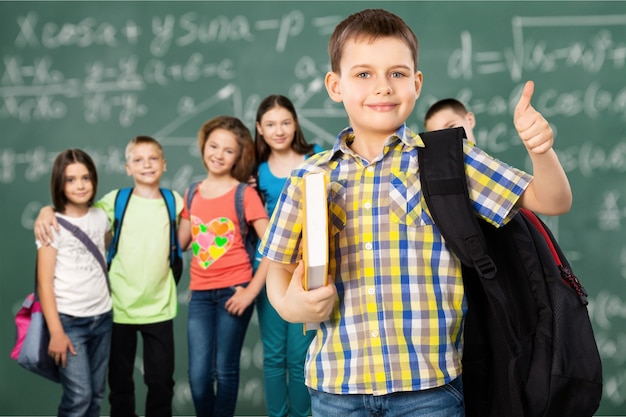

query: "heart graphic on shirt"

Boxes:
[191, 215, 235, 269]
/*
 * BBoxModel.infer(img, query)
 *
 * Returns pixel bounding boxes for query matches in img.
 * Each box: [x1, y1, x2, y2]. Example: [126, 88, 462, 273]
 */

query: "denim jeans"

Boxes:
[257, 286, 315, 417]
[188, 287, 254, 417]
[58, 310, 113, 417]
[108, 320, 175, 417]
[309, 377, 464, 417]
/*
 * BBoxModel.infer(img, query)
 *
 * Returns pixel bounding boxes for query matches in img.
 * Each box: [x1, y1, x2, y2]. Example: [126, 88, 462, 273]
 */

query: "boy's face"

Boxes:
[125, 143, 166, 186]
[325, 36, 422, 143]
[425, 108, 476, 145]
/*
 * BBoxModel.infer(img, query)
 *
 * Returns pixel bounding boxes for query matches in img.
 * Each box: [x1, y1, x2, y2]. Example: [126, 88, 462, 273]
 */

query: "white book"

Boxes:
[301, 171, 329, 331]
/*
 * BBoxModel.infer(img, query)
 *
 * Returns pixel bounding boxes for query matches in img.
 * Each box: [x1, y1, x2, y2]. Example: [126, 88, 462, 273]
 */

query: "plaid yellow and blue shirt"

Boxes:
[259, 125, 532, 395]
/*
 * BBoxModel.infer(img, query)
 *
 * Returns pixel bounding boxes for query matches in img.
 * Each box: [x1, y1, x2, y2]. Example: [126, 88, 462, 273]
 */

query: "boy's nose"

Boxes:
[377, 84, 393, 95]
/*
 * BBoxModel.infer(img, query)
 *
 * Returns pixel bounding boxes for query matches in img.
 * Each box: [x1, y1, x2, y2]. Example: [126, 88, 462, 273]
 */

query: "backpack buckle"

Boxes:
[474, 255, 497, 279]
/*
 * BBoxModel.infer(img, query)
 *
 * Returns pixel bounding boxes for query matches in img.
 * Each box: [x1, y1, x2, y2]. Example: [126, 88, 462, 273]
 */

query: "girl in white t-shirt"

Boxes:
[37, 149, 112, 417]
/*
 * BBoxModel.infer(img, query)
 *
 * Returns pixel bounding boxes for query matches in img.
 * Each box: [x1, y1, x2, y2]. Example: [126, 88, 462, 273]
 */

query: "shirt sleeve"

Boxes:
[93, 189, 118, 227]
[259, 173, 304, 265]
[464, 142, 533, 227]
[244, 186, 269, 223]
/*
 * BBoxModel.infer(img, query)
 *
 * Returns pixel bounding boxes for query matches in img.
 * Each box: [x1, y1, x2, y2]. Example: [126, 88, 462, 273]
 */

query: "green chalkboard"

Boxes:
[1, 1, 625, 416]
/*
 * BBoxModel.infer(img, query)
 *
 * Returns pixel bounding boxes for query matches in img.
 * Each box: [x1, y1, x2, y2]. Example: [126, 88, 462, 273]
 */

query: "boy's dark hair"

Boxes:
[424, 98, 469, 125]
[197, 115, 256, 183]
[50, 149, 98, 212]
[254, 94, 314, 163]
[328, 9, 419, 73]
[125, 135, 164, 161]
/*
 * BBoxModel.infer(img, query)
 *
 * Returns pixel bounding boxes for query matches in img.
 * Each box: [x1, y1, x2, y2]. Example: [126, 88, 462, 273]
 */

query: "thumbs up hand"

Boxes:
[514, 81, 554, 155]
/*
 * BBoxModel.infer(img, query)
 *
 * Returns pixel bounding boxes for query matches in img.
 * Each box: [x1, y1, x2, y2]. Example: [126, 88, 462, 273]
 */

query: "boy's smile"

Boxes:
[325, 36, 422, 155]
[126, 143, 166, 186]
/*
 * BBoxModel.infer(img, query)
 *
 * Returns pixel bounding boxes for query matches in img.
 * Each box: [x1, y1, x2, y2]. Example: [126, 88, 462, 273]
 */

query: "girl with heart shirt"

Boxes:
[178, 115, 269, 417]
[253, 95, 323, 417]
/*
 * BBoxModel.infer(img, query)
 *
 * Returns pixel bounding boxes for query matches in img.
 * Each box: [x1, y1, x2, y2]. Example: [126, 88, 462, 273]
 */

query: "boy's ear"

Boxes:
[125, 163, 132, 176]
[325, 72, 342, 103]
[414, 71, 424, 98]
[467, 112, 476, 129]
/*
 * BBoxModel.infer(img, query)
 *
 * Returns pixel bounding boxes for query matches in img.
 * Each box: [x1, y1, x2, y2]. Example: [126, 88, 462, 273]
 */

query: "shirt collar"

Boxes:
[328, 124, 425, 160]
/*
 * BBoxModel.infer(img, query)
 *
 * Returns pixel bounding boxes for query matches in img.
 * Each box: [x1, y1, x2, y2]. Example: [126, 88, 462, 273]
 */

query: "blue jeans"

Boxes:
[257, 286, 315, 417]
[58, 311, 113, 417]
[309, 378, 464, 417]
[188, 287, 254, 417]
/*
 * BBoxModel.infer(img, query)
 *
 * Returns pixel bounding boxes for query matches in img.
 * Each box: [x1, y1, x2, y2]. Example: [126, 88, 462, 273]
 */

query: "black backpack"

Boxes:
[418, 127, 603, 417]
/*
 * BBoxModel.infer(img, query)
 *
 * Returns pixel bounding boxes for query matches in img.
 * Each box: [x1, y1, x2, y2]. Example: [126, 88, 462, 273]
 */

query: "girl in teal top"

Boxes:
[254, 95, 323, 417]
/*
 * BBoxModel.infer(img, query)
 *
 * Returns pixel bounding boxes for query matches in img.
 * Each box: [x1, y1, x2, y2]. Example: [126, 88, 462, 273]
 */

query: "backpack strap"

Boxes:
[185, 181, 201, 213]
[235, 183, 248, 246]
[418, 127, 496, 279]
[159, 188, 183, 278]
[106, 187, 133, 269]
[418, 127, 517, 351]
[56, 216, 110, 293]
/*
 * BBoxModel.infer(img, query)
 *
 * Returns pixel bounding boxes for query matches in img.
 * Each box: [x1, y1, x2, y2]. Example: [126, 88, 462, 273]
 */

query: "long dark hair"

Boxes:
[254, 94, 315, 164]
[50, 149, 98, 212]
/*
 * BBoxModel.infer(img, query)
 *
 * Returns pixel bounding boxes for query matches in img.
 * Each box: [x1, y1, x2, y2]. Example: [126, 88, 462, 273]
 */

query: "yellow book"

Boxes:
[301, 171, 329, 331]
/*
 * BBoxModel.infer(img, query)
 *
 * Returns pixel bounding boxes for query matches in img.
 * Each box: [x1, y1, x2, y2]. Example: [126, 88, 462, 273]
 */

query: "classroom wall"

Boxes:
[1, 1, 625, 415]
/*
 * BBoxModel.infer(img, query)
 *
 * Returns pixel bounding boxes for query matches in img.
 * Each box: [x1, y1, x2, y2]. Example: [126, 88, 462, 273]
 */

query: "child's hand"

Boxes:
[514, 81, 554, 155]
[278, 262, 336, 324]
[225, 286, 256, 316]
[48, 331, 76, 368]
[34, 206, 58, 245]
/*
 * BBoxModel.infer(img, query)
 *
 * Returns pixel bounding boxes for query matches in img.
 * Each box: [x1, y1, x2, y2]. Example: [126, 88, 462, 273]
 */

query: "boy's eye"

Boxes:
[390, 71, 405, 78]
[356, 72, 370, 78]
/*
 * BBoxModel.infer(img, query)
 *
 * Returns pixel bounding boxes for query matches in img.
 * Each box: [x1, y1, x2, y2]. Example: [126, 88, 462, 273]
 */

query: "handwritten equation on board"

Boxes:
[2, 11, 626, 128]
[0, 10, 345, 129]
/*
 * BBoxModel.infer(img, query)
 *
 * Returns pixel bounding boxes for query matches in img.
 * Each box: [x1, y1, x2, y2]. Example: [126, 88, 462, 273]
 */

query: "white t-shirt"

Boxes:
[36, 207, 112, 317]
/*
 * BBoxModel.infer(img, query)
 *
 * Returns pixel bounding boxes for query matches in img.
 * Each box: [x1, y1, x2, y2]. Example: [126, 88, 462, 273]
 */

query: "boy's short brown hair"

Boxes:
[197, 115, 256, 183]
[328, 9, 419, 73]
[424, 98, 469, 124]
[125, 135, 164, 161]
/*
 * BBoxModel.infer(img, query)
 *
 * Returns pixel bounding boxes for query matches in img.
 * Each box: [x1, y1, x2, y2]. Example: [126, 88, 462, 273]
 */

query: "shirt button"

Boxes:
[371, 330, 379, 338]
[367, 166, 374, 173]
[364, 201, 371, 210]
[365, 242, 373, 250]
[368, 287, 375, 295]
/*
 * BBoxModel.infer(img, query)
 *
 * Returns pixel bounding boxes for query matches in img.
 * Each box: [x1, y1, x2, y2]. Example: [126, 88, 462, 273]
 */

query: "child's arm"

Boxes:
[514, 81, 572, 215]
[37, 245, 75, 368]
[266, 260, 336, 324]
[177, 217, 191, 251]
[104, 230, 112, 250]
[33, 206, 58, 245]
[225, 218, 269, 316]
